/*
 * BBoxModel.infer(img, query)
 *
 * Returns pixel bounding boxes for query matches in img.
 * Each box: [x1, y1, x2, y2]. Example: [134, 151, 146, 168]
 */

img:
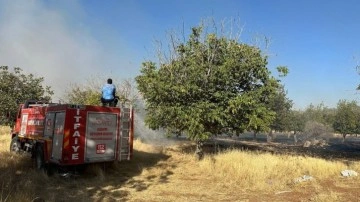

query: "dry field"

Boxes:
[1, 126, 360, 202]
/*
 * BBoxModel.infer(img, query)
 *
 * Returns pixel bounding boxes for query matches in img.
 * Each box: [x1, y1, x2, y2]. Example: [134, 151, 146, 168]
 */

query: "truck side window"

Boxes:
[44, 113, 55, 137]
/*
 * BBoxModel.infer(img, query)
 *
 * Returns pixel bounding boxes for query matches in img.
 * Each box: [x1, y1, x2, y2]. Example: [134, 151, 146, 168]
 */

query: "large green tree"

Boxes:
[333, 100, 359, 142]
[136, 25, 285, 159]
[288, 109, 306, 144]
[267, 84, 293, 142]
[0, 66, 53, 125]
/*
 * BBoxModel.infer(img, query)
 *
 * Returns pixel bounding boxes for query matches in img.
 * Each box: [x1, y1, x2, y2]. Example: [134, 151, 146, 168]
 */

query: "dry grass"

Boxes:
[0, 126, 45, 201]
[1, 126, 360, 201]
[198, 150, 349, 190]
[0, 126, 10, 152]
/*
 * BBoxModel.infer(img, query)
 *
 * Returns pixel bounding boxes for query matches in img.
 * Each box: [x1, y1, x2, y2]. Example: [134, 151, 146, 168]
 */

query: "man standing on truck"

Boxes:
[101, 78, 118, 106]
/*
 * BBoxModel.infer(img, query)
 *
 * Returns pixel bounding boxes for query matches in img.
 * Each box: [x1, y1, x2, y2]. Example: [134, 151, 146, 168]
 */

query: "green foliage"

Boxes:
[288, 110, 306, 134]
[290, 103, 336, 134]
[64, 76, 139, 106]
[276, 66, 289, 77]
[66, 84, 101, 105]
[268, 85, 293, 132]
[304, 103, 335, 126]
[0, 66, 53, 125]
[333, 100, 359, 136]
[136, 25, 283, 141]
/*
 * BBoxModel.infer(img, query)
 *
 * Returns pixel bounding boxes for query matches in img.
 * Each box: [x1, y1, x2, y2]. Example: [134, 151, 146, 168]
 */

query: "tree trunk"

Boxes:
[293, 132, 298, 145]
[342, 134, 347, 143]
[267, 130, 273, 143]
[195, 140, 204, 160]
[253, 132, 257, 141]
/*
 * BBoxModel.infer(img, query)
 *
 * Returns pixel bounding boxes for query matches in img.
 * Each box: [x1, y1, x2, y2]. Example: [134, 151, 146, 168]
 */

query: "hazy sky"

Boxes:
[0, 0, 359, 109]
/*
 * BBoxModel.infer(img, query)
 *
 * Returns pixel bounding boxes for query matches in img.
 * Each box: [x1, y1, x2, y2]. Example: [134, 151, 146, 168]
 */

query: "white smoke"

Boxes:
[0, 0, 136, 102]
[133, 100, 181, 146]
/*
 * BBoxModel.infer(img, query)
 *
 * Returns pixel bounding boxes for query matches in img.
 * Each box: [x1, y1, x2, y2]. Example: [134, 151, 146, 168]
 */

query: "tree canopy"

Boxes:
[0, 66, 53, 125]
[333, 100, 360, 141]
[268, 85, 293, 132]
[136, 25, 286, 143]
[288, 110, 306, 134]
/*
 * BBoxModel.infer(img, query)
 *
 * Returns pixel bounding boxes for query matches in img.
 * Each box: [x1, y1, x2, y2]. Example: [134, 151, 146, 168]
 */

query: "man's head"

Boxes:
[107, 78, 112, 84]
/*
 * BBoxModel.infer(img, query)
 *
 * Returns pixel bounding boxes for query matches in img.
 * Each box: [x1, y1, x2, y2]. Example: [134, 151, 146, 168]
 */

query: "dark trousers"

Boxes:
[101, 98, 118, 107]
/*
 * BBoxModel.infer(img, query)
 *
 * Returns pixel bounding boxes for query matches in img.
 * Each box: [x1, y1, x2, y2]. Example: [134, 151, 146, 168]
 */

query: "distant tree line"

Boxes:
[285, 100, 360, 143]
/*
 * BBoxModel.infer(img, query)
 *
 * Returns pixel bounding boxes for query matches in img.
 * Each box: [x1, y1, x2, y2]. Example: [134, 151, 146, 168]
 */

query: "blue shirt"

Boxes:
[102, 84, 116, 100]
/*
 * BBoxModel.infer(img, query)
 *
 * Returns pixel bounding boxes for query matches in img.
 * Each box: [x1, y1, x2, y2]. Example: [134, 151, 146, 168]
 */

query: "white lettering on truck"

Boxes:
[72, 109, 81, 160]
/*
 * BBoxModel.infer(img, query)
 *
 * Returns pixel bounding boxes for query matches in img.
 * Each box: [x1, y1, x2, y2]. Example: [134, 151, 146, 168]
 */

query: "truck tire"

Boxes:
[35, 144, 45, 170]
[10, 136, 21, 153]
[35, 144, 56, 175]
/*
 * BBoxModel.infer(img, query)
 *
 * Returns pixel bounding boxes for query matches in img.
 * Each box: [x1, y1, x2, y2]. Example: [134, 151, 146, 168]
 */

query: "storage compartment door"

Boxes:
[45, 112, 65, 161]
[85, 113, 118, 162]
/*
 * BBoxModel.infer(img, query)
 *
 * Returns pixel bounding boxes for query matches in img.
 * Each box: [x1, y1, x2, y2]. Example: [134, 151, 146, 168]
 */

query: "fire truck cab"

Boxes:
[10, 100, 134, 171]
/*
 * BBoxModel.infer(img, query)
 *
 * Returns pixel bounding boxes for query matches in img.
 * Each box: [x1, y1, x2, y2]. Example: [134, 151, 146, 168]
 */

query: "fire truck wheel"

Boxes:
[10, 136, 21, 153]
[35, 145, 45, 171]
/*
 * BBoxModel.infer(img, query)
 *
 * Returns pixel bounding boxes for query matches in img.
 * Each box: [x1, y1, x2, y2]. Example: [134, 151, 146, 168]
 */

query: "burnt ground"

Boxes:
[201, 133, 360, 162]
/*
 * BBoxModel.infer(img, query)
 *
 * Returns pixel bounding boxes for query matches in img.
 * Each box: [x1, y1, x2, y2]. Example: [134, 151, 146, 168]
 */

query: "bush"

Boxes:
[303, 121, 333, 142]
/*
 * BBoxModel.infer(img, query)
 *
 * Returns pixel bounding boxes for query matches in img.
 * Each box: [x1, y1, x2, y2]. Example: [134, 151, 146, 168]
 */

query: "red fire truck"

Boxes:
[9, 100, 134, 171]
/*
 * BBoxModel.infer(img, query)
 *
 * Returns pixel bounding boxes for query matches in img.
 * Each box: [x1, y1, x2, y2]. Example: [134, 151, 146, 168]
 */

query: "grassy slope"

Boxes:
[1, 126, 360, 202]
